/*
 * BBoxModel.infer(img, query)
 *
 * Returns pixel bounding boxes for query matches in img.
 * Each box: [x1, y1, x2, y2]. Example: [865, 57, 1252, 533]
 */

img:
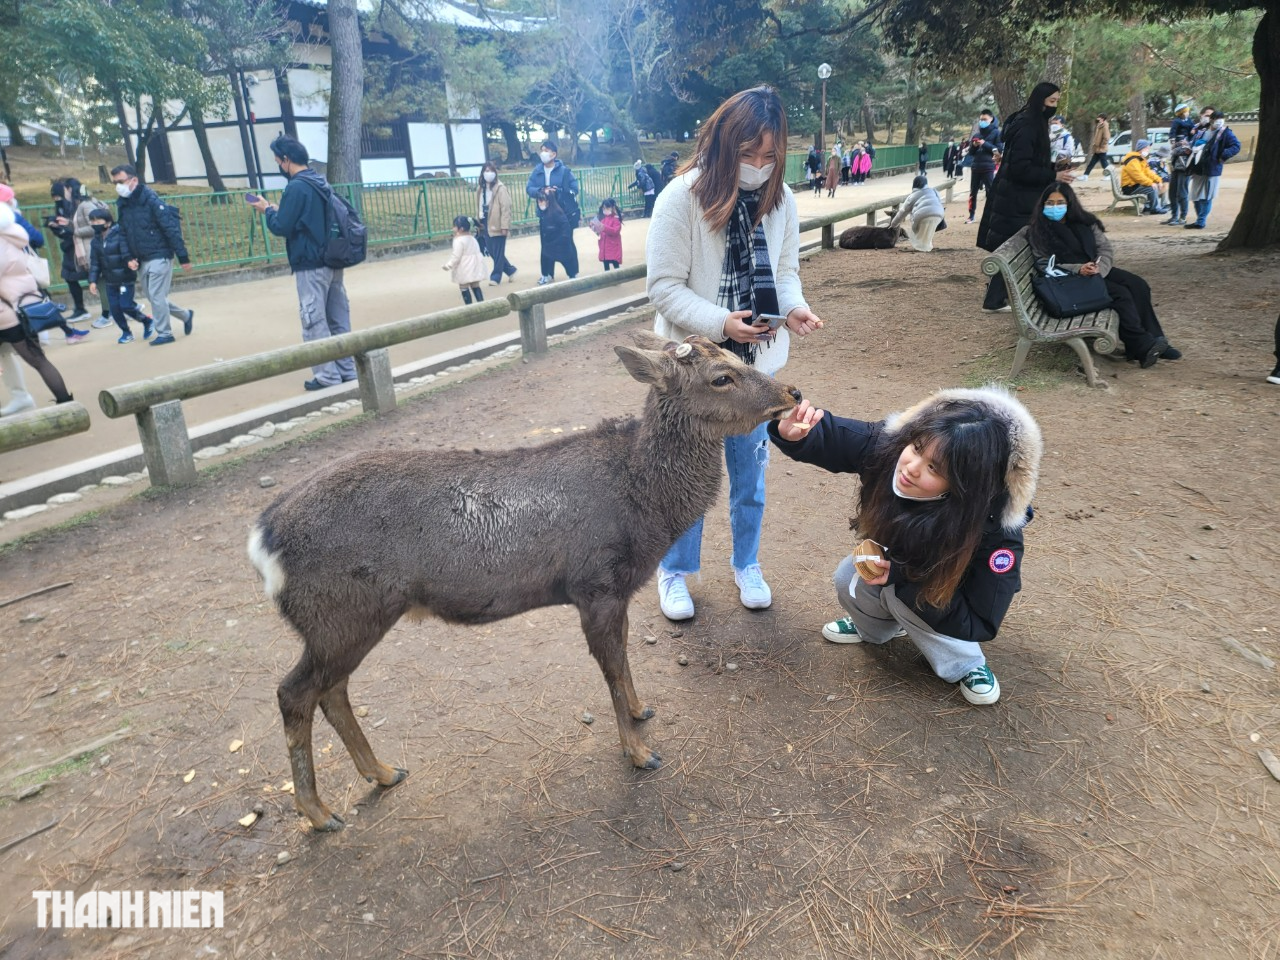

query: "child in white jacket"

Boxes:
[443, 216, 487, 304]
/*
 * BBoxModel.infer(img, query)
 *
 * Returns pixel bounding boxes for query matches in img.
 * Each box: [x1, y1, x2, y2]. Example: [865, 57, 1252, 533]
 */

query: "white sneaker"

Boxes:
[65, 310, 91, 323]
[657, 570, 694, 621]
[1076, 174, 1089, 181]
[734, 564, 772, 610]
[91, 314, 114, 328]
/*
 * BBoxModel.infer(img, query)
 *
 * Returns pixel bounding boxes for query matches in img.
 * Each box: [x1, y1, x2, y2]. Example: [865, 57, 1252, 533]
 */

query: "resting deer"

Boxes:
[249, 332, 800, 831]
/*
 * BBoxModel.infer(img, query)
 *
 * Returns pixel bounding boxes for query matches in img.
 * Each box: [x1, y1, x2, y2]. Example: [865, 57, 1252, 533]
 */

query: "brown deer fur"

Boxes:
[249, 332, 800, 831]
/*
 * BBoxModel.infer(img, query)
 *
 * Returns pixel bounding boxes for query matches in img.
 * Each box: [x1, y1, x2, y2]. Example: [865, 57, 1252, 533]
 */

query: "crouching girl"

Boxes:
[769, 386, 1042, 705]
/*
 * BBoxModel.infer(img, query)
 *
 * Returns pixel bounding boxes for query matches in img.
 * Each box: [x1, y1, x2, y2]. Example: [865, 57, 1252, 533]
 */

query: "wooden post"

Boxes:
[519, 303, 548, 355]
[354, 348, 396, 414]
[821, 223, 835, 249]
[135, 399, 197, 487]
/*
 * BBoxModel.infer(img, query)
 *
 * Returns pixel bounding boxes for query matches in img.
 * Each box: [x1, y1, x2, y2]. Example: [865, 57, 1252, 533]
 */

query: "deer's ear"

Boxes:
[615, 345, 670, 385]
[630, 330, 672, 351]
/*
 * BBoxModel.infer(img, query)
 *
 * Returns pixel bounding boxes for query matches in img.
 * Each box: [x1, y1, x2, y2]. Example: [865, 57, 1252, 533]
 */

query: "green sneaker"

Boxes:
[821, 616, 908, 644]
[959, 664, 1001, 705]
[822, 616, 862, 644]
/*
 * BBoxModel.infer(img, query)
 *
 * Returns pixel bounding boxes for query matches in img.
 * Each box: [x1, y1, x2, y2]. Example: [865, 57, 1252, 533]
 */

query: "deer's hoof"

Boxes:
[642, 753, 663, 770]
[636, 705, 656, 721]
[384, 767, 409, 787]
[314, 813, 346, 833]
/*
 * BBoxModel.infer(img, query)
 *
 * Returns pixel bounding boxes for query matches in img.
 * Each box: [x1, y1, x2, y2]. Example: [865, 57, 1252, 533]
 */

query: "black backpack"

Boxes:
[644, 163, 664, 191]
[303, 178, 367, 269]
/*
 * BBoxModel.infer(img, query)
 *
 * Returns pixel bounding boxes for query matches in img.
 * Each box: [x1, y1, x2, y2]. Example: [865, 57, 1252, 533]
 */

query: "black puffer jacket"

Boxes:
[769, 386, 1043, 643]
[88, 225, 136, 286]
[977, 109, 1056, 253]
[117, 184, 190, 265]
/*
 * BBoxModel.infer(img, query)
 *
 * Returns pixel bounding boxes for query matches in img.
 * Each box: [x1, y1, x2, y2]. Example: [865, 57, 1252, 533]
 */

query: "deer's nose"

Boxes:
[788, 387, 802, 403]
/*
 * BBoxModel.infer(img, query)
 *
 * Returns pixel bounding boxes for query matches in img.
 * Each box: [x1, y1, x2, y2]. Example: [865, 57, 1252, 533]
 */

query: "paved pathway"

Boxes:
[0, 168, 942, 481]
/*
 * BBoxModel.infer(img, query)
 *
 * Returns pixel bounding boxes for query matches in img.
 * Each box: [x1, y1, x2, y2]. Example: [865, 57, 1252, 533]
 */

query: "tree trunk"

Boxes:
[862, 94, 876, 143]
[327, 0, 364, 185]
[1127, 42, 1147, 145]
[1221, 4, 1280, 250]
[991, 66, 1022, 123]
[1, 115, 25, 146]
[190, 108, 228, 193]
[1044, 28, 1075, 93]
[498, 120, 523, 163]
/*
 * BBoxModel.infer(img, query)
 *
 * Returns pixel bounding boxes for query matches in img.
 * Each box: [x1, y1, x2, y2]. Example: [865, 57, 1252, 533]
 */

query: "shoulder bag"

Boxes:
[16, 293, 67, 334]
[1030, 256, 1112, 319]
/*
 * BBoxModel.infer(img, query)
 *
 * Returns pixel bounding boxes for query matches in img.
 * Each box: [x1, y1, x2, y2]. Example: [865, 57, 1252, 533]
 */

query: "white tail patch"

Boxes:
[247, 526, 287, 602]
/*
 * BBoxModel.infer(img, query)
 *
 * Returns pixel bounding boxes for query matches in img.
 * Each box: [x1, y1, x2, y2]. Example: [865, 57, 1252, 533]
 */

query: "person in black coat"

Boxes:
[966, 111, 1001, 223]
[977, 81, 1073, 310]
[534, 188, 578, 284]
[45, 179, 91, 321]
[86, 208, 153, 343]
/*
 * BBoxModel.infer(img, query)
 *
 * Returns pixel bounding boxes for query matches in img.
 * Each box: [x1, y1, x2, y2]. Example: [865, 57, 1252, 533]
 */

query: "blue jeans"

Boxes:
[1169, 170, 1190, 220]
[661, 420, 769, 574]
[1193, 197, 1213, 226]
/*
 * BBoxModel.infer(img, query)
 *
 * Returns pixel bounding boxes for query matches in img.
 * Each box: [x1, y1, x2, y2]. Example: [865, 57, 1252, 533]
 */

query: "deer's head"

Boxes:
[615, 332, 799, 437]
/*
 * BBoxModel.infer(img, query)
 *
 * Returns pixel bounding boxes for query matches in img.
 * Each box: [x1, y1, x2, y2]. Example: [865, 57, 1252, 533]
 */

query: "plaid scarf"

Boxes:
[717, 191, 780, 365]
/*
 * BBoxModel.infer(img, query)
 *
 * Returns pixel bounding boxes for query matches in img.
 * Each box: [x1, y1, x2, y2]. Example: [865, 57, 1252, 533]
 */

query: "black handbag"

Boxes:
[1030, 257, 1112, 318]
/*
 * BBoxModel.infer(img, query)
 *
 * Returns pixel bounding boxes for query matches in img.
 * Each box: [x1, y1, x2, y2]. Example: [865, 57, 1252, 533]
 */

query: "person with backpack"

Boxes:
[110, 164, 194, 347]
[644, 160, 665, 196]
[661, 151, 678, 186]
[87, 207, 154, 343]
[249, 134, 356, 391]
[525, 140, 581, 229]
[630, 160, 656, 217]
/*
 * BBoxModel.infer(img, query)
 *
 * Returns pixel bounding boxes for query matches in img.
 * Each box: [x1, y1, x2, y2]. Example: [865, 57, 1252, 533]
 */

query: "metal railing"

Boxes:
[95, 183, 951, 490]
[28, 147, 949, 289]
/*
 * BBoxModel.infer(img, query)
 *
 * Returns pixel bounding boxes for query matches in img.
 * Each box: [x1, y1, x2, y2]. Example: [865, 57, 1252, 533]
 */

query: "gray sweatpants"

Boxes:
[832, 554, 987, 684]
[138, 258, 191, 338]
[295, 267, 355, 385]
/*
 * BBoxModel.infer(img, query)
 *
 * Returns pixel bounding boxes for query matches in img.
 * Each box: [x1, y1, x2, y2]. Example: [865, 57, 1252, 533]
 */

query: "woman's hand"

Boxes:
[1079, 261, 1100, 276]
[785, 307, 824, 337]
[1055, 169, 1077, 184]
[724, 308, 763, 343]
[777, 398, 824, 441]
[88, 283, 98, 296]
[860, 558, 891, 586]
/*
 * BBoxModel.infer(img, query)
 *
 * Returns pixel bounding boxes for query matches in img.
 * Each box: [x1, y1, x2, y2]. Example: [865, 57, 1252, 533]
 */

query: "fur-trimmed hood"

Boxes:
[883, 385, 1042, 531]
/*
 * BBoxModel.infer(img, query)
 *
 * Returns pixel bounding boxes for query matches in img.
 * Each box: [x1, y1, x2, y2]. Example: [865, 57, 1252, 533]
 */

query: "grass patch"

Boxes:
[0, 508, 104, 556]
[959, 343, 1091, 390]
[7, 750, 103, 794]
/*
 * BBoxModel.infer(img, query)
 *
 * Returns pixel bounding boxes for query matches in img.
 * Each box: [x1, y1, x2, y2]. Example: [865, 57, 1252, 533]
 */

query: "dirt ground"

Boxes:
[1, 182, 1278, 960]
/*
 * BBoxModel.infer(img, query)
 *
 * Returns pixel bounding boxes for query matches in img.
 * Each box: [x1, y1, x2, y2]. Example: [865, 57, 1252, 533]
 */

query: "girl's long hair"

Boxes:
[1026, 182, 1103, 250]
[681, 86, 788, 232]
[856, 401, 1012, 608]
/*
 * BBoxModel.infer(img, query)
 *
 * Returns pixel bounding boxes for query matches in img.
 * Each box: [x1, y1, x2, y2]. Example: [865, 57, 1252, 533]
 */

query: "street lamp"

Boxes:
[817, 63, 832, 152]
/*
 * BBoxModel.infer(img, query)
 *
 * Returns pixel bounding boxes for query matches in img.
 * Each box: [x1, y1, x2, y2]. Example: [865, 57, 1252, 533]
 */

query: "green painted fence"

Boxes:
[25, 147, 943, 291]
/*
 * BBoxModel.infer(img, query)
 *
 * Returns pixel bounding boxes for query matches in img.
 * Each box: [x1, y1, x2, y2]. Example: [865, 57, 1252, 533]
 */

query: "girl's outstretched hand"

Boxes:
[860, 559, 891, 586]
[777, 398, 823, 441]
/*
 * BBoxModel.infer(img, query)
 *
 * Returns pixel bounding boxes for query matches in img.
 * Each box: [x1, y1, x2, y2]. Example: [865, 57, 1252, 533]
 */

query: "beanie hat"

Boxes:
[1136, 139, 1150, 150]
[0, 184, 13, 204]
[1175, 103, 1189, 113]
[634, 160, 643, 169]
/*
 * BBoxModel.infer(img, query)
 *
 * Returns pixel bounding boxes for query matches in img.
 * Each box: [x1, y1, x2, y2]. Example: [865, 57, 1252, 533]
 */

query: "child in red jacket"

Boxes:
[591, 199, 623, 271]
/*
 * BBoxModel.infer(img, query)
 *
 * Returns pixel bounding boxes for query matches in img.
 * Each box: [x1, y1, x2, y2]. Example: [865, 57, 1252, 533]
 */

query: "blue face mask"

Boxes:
[1043, 204, 1068, 221]
[978, 119, 991, 129]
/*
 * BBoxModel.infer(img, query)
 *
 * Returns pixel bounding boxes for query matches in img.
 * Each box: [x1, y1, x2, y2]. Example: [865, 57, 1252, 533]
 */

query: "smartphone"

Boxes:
[755, 313, 787, 338]
[245, 193, 261, 204]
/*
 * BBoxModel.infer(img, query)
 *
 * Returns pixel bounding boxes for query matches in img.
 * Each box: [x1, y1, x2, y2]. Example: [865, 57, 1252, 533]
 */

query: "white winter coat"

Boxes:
[645, 171, 809, 377]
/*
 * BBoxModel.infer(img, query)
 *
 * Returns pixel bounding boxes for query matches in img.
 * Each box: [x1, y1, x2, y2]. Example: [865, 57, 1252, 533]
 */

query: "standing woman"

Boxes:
[977, 81, 1073, 311]
[824, 146, 841, 198]
[1185, 110, 1241, 230]
[645, 85, 824, 621]
[477, 161, 518, 285]
[45, 179, 93, 323]
[0, 204, 74, 406]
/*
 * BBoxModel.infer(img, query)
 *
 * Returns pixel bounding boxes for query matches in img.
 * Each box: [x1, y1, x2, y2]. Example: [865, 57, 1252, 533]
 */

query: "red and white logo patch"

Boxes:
[988, 549, 1016, 574]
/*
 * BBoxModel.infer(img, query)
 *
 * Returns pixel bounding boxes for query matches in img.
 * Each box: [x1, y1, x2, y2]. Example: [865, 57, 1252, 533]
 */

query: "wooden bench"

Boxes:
[1107, 168, 1147, 215]
[981, 233, 1121, 388]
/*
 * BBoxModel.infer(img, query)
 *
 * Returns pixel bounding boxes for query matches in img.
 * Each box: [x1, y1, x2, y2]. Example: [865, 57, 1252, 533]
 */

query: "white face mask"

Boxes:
[483, 171, 496, 183]
[891, 474, 950, 502]
[738, 161, 774, 191]
[1050, 124, 1062, 134]
[1212, 119, 1225, 130]
[115, 182, 134, 198]
[539, 150, 553, 164]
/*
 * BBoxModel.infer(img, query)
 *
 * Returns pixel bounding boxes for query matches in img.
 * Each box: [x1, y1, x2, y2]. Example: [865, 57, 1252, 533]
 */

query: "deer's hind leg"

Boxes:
[579, 599, 661, 770]
[319, 677, 408, 788]
[278, 651, 345, 832]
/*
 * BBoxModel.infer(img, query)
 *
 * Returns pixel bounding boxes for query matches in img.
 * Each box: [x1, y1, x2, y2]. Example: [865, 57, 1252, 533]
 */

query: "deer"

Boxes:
[248, 332, 801, 832]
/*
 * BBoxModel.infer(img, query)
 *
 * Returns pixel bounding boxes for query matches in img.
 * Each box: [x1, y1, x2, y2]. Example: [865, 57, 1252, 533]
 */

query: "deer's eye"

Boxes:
[712, 375, 733, 387]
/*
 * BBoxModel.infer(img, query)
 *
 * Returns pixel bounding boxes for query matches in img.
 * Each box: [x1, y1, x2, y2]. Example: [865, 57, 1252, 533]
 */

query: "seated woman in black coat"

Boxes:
[1020, 183, 1181, 368]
